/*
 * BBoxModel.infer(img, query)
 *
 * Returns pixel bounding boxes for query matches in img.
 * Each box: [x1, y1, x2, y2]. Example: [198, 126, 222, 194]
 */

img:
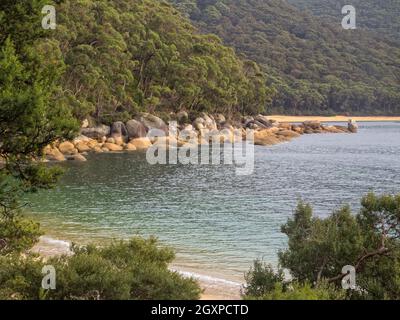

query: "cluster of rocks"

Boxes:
[43, 114, 160, 162]
[42, 112, 357, 161]
[251, 116, 358, 146]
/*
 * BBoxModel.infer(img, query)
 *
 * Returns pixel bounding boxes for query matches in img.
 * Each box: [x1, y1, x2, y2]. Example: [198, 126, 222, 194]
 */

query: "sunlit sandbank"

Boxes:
[267, 115, 400, 123]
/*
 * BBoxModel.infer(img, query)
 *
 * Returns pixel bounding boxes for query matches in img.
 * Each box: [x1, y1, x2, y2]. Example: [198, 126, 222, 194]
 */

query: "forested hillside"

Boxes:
[2, 0, 399, 119]
[0, 0, 270, 124]
[51, 0, 272, 123]
[170, 0, 400, 115]
[287, 0, 400, 43]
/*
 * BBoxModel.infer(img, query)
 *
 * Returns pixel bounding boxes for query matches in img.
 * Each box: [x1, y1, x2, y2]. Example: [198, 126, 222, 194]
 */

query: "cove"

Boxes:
[24, 122, 400, 283]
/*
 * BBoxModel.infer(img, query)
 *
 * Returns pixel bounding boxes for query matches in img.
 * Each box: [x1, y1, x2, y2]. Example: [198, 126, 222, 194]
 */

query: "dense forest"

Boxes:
[2, 0, 272, 125]
[53, 0, 272, 123]
[288, 0, 400, 43]
[170, 0, 400, 115]
[2, 0, 400, 121]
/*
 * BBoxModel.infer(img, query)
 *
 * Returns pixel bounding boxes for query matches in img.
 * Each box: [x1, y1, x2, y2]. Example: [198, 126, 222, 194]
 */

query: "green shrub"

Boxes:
[0, 254, 43, 300]
[242, 260, 285, 298]
[0, 218, 42, 255]
[255, 282, 345, 300]
[244, 192, 400, 300]
[0, 237, 201, 300]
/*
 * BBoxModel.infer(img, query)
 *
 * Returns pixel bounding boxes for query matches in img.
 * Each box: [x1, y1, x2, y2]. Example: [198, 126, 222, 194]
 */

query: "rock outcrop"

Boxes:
[348, 119, 358, 133]
[129, 137, 152, 149]
[43, 113, 357, 162]
[303, 121, 322, 130]
[66, 154, 87, 161]
[176, 111, 189, 123]
[58, 141, 78, 155]
[81, 125, 111, 139]
[75, 141, 92, 153]
[138, 113, 168, 133]
[254, 130, 281, 146]
[44, 146, 66, 161]
[126, 119, 147, 138]
[103, 143, 124, 152]
[125, 143, 137, 151]
[111, 121, 128, 138]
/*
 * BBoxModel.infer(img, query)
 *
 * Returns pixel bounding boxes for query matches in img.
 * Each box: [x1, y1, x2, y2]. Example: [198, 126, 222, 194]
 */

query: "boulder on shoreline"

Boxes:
[348, 119, 358, 133]
[58, 141, 78, 155]
[126, 119, 147, 138]
[43, 114, 358, 162]
[111, 121, 128, 138]
[214, 114, 226, 125]
[129, 137, 152, 149]
[292, 125, 304, 134]
[81, 125, 111, 139]
[324, 125, 346, 133]
[103, 143, 124, 151]
[75, 141, 92, 153]
[176, 111, 189, 123]
[254, 130, 281, 145]
[276, 130, 301, 138]
[202, 113, 217, 130]
[106, 137, 116, 144]
[254, 115, 273, 128]
[66, 154, 87, 161]
[125, 143, 137, 151]
[303, 121, 321, 130]
[278, 122, 292, 130]
[334, 125, 349, 133]
[243, 115, 277, 130]
[113, 136, 125, 146]
[193, 117, 205, 131]
[44, 146, 66, 161]
[138, 113, 168, 133]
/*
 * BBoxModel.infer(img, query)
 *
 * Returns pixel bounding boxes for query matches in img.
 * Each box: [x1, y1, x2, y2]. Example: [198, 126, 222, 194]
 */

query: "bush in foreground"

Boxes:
[0, 237, 201, 300]
[244, 192, 400, 300]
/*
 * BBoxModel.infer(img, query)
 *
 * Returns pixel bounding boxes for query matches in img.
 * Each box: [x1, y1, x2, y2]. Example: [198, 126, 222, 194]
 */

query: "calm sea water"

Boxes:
[25, 122, 400, 283]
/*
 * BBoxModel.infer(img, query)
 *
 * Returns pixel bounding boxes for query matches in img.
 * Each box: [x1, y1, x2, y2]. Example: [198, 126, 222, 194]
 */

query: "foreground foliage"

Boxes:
[244, 193, 400, 300]
[0, 238, 201, 300]
[0, 1, 200, 301]
[0, 0, 78, 255]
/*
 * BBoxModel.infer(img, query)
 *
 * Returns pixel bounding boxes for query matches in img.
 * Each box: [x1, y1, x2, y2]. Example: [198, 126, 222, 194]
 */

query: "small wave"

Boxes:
[39, 236, 71, 248]
[171, 268, 242, 288]
[31, 236, 72, 257]
[36, 236, 243, 289]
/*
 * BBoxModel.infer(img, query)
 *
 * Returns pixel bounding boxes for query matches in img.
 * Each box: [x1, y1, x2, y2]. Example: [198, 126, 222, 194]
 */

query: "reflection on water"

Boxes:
[25, 122, 400, 283]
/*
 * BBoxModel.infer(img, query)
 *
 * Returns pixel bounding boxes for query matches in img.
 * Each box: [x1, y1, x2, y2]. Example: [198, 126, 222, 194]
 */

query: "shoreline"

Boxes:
[31, 236, 242, 300]
[267, 115, 400, 123]
[28, 115, 369, 299]
[42, 113, 358, 163]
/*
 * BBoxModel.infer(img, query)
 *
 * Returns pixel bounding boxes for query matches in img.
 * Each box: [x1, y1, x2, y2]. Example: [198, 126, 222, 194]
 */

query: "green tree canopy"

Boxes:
[0, 0, 78, 254]
[52, 0, 271, 123]
[170, 0, 400, 115]
[244, 193, 400, 300]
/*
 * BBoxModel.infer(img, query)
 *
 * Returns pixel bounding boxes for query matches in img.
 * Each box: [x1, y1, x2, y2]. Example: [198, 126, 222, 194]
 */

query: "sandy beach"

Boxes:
[267, 115, 400, 123]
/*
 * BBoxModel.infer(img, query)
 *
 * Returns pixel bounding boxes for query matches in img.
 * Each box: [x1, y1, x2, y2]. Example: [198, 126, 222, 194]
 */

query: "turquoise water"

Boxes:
[25, 122, 400, 283]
